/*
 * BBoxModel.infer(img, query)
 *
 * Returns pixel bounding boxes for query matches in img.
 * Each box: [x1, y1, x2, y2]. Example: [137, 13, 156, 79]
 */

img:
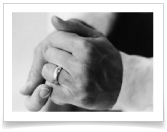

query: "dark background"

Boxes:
[107, 13, 153, 57]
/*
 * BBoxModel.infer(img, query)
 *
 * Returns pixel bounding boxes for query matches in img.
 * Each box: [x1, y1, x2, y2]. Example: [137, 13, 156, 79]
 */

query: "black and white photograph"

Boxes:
[13, 12, 153, 112]
[3, 3, 164, 122]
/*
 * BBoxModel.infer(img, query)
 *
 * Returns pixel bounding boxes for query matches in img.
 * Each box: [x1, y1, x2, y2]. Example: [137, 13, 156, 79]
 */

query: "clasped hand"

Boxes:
[20, 16, 123, 111]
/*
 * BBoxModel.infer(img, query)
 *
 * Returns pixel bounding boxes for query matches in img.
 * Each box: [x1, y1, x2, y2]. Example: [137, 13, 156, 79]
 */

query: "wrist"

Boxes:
[112, 52, 153, 111]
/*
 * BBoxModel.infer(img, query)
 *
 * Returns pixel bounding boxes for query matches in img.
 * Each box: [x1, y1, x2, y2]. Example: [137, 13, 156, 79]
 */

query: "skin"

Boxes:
[20, 16, 123, 111]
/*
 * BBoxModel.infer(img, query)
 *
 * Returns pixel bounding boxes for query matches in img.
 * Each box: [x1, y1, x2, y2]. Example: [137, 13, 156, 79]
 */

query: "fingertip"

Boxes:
[24, 84, 51, 112]
[21, 72, 45, 95]
[51, 16, 65, 30]
[51, 16, 62, 24]
[20, 82, 32, 95]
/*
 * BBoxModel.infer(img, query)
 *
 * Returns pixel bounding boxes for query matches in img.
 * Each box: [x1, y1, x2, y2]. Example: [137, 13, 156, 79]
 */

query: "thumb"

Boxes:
[25, 84, 51, 111]
[51, 16, 103, 38]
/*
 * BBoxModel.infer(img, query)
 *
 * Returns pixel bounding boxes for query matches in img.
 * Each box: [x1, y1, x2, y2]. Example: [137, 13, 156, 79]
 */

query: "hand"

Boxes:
[20, 16, 123, 111]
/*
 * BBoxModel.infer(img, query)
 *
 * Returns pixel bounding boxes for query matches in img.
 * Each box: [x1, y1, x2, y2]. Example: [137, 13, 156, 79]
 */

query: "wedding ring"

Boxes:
[53, 66, 62, 84]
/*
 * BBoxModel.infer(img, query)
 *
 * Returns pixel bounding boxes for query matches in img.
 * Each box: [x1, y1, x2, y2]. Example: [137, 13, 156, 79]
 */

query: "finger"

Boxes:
[48, 30, 82, 53]
[25, 84, 51, 111]
[42, 63, 75, 89]
[48, 82, 73, 105]
[42, 64, 57, 83]
[20, 49, 45, 95]
[45, 47, 75, 72]
[51, 16, 103, 37]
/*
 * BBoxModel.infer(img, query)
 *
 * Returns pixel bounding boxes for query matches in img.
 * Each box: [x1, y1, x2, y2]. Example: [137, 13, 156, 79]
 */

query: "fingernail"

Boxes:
[39, 88, 50, 98]
[54, 16, 64, 22]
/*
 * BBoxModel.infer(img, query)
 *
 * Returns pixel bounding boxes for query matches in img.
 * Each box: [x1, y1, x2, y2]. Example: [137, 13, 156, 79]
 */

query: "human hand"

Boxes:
[20, 16, 123, 111]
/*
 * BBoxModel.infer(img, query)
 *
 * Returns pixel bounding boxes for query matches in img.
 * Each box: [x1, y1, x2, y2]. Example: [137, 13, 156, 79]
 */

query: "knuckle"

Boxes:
[77, 38, 93, 59]
[79, 38, 90, 50]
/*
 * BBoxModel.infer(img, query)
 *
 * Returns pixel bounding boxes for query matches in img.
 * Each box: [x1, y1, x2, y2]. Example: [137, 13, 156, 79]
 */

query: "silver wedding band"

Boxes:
[53, 66, 62, 84]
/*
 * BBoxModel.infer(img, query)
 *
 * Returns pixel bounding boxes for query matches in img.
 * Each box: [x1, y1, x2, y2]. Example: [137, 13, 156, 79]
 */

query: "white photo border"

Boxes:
[4, 3, 164, 121]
